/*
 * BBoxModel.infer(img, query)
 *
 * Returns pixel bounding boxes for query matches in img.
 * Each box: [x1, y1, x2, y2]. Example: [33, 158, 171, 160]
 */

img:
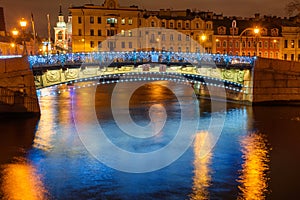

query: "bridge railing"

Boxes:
[28, 51, 256, 69]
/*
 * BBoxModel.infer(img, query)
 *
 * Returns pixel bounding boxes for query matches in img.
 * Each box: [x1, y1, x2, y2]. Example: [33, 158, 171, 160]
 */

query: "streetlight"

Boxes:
[200, 34, 207, 53]
[19, 18, 28, 56]
[239, 27, 260, 56]
[253, 26, 260, 56]
[11, 28, 19, 55]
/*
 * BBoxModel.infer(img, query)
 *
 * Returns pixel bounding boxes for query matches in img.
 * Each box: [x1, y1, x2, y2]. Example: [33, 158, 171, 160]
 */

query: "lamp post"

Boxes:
[200, 34, 207, 53]
[20, 18, 28, 56]
[239, 27, 260, 56]
[11, 28, 19, 55]
[253, 27, 260, 56]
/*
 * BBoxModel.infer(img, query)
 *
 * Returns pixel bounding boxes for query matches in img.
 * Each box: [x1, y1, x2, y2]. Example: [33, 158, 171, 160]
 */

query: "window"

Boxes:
[90, 29, 94, 36]
[128, 30, 132, 37]
[90, 41, 94, 48]
[58, 31, 63, 40]
[98, 41, 102, 49]
[98, 29, 102, 36]
[90, 17, 94, 24]
[178, 47, 182, 52]
[259, 41, 262, 48]
[107, 30, 115, 36]
[247, 41, 251, 48]
[178, 22, 181, 28]
[186, 47, 190, 52]
[223, 41, 227, 47]
[216, 41, 220, 48]
[291, 40, 295, 48]
[162, 22, 166, 27]
[170, 34, 174, 41]
[284, 40, 288, 48]
[121, 18, 125, 25]
[121, 42, 125, 48]
[129, 42, 132, 48]
[151, 21, 155, 27]
[121, 30, 125, 36]
[178, 34, 181, 41]
[284, 54, 287, 60]
[97, 17, 101, 24]
[78, 17, 82, 24]
[264, 52, 268, 58]
[264, 41, 268, 48]
[291, 54, 295, 61]
[170, 22, 173, 28]
[298, 54, 300, 61]
[186, 35, 190, 41]
[162, 34, 166, 41]
[185, 22, 190, 29]
[107, 18, 117, 24]
[170, 46, 173, 51]
[196, 23, 199, 29]
[78, 29, 82, 36]
[128, 18, 133, 25]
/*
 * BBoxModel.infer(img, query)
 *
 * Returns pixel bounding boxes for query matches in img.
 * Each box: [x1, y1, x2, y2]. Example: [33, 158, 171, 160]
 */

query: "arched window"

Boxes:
[58, 31, 63, 40]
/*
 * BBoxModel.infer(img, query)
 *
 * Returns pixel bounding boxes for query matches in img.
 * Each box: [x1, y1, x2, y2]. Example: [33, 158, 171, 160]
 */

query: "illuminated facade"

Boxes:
[68, 0, 300, 62]
[54, 6, 68, 52]
[69, 0, 214, 53]
[212, 14, 282, 59]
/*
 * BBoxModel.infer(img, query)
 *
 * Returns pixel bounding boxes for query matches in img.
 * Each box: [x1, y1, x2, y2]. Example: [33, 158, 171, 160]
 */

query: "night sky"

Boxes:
[0, 0, 290, 37]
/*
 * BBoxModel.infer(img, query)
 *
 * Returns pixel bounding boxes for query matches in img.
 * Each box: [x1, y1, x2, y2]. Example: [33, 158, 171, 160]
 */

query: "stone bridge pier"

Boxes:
[251, 58, 300, 103]
[0, 57, 40, 115]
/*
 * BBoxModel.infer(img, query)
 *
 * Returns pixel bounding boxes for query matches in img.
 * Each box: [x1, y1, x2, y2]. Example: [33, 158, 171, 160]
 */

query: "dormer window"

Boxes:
[218, 26, 226, 35]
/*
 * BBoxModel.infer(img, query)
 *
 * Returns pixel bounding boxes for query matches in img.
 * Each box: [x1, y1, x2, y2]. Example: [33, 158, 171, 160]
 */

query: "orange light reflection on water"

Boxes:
[238, 133, 270, 200]
[1, 159, 47, 200]
[190, 131, 212, 200]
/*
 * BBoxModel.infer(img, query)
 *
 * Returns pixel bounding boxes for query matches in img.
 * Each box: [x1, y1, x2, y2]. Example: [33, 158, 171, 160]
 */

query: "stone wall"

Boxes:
[252, 58, 300, 103]
[0, 56, 40, 114]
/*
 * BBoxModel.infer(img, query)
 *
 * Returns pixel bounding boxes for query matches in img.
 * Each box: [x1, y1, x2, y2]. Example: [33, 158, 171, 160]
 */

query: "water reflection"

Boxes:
[1, 158, 47, 200]
[190, 131, 212, 200]
[238, 132, 270, 199]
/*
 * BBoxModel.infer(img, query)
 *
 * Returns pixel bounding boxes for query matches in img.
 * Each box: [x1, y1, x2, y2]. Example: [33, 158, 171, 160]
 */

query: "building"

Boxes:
[69, 0, 141, 52]
[54, 6, 68, 52]
[67, 0, 300, 62]
[212, 14, 282, 59]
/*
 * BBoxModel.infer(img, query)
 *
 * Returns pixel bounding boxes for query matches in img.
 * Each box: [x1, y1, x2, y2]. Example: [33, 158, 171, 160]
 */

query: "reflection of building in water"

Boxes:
[1, 159, 47, 199]
[190, 131, 212, 200]
[237, 133, 270, 199]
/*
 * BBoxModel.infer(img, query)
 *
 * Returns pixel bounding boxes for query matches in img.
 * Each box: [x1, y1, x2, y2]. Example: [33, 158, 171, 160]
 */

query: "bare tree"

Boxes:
[286, 0, 300, 16]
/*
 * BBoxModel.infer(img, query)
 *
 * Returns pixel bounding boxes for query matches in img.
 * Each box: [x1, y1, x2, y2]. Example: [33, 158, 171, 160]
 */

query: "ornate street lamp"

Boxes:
[19, 18, 28, 56]
[200, 34, 207, 53]
[239, 27, 261, 56]
[11, 28, 19, 55]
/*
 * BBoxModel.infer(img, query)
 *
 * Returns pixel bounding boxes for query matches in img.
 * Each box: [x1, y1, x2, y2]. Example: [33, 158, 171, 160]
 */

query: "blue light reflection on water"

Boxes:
[11, 82, 267, 199]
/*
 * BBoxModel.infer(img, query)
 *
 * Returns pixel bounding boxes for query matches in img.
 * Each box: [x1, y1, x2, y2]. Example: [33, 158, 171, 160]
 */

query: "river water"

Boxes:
[0, 81, 299, 200]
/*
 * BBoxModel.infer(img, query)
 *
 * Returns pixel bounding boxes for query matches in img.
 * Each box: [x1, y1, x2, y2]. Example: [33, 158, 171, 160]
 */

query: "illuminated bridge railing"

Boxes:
[28, 51, 256, 69]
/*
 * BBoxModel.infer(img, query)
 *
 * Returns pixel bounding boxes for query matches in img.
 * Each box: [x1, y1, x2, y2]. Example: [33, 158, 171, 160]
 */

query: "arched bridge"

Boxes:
[30, 51, 255, 102]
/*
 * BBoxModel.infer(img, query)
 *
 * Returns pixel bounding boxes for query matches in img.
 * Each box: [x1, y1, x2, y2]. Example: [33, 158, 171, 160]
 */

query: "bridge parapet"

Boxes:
[28, 51, 255, 69]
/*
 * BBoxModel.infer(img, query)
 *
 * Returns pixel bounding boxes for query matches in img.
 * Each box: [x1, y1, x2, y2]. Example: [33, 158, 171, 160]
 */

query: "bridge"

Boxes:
[1, 51, 300, 114]
[29, 51, 255, 103]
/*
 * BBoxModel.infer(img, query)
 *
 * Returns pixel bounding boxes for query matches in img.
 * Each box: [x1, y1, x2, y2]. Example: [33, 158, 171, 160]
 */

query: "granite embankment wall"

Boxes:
[0, 57, 40, 114]
[252, 58, 300, 103]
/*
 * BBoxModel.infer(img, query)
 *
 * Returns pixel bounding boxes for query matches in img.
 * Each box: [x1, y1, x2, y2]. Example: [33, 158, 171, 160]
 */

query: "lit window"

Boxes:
[128, 18, 133, 25]
[121, 30, 125, 36]
[121, 18, 125, 25]
[128, 30, 132, 37]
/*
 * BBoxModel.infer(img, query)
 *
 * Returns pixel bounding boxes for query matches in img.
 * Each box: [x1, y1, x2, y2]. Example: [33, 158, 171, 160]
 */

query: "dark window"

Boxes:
[58, 31, 63, 40]
[129, 42, 132, 48]
[78, 17, 82, 24]
[90, 17, 94, 24]
[78, 29, 82, 36]
[97, 17, 101, 24]
[291, 54, 295, 60]
[98, 29, 102, 36]
[284, 40, 288, 48]
[284, 54, 287, 60]
[90, 29, 94, 36]
[121, 42, 125, 48]
[90, 41, 94, 48]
